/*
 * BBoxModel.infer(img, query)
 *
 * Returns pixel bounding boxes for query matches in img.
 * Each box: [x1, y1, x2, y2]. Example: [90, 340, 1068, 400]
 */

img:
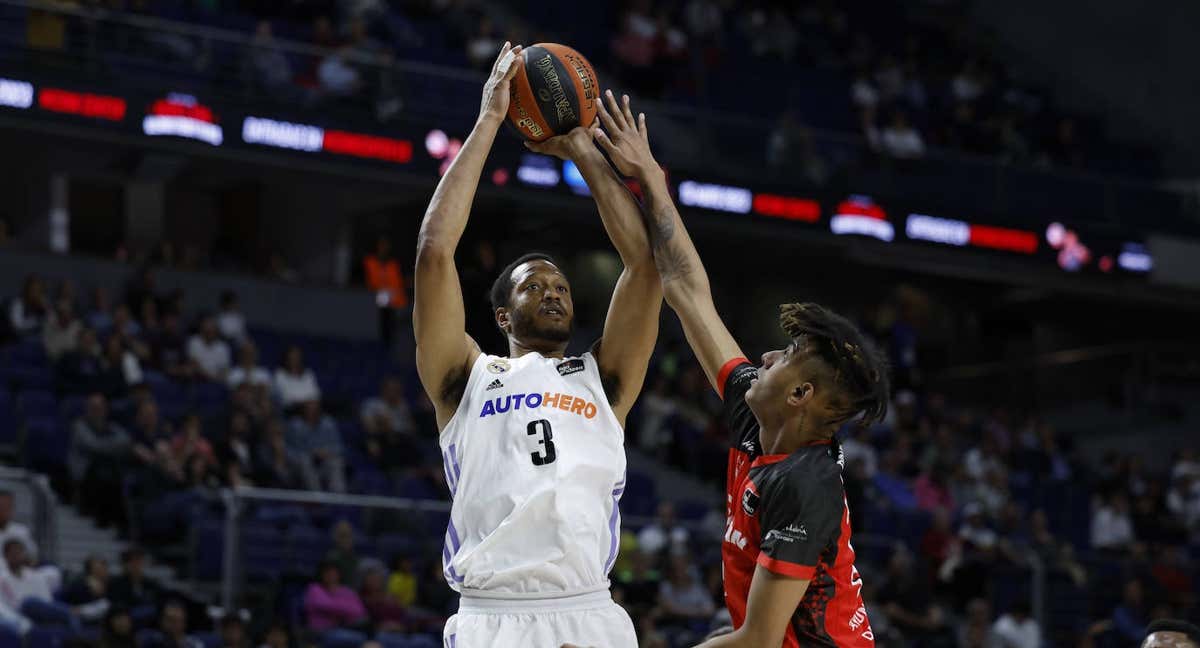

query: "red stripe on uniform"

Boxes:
[756, 554, 815, 580]
[821, 494, 875, 647]
[716, 357, 750, 399]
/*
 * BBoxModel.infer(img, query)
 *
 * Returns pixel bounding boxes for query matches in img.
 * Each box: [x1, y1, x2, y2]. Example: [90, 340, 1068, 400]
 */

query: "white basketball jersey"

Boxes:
[438, 351, 627, 597]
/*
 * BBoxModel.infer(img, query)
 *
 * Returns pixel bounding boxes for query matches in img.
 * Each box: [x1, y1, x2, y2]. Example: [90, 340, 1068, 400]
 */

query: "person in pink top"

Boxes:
[913, 465, 956, 513]
[304, 560, 368, 644]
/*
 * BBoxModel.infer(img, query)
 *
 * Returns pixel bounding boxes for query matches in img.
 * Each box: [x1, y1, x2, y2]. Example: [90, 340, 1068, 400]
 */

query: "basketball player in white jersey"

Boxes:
[414, 42, 661, 648]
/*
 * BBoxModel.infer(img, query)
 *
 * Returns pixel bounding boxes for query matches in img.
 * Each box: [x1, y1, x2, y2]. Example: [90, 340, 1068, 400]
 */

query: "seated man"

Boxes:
[0, 539, 90, 631]
[286, 400, 345, 493]
[0, 491, 38, 563]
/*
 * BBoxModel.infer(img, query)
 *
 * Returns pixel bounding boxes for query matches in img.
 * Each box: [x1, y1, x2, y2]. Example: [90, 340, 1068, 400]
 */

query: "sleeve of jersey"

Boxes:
[718, 359, 759, 450]
[756, 476, 843, 580]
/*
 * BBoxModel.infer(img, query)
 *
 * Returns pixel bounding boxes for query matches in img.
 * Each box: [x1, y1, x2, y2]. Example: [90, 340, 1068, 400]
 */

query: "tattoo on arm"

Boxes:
[646, 204, 692, 282]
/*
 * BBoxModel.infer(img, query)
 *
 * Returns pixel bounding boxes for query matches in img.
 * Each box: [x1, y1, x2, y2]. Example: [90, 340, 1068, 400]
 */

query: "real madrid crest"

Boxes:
[487, 358, 511, 374]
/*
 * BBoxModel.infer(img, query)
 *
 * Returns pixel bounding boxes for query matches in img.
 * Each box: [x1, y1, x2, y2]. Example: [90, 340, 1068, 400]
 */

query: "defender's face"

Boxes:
[745, 347, 796, 411]
[502, 260, 574, 343]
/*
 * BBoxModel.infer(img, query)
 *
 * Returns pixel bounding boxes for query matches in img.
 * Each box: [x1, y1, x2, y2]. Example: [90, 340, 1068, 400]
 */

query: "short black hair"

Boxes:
[489, 252, 560, 316]
[778, 303, 890, 427]
[1146, 619, 1200, 644]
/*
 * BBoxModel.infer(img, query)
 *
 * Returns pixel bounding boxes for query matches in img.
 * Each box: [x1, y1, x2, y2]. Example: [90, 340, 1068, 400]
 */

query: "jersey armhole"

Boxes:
[756, 554, 815, 580]
[438, 354, 491, 442]
[716, 357, 751, 400]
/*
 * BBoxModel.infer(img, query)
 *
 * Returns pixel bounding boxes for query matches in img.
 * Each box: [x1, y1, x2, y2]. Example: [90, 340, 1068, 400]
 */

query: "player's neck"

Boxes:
[507, 339, 568, 359]
[761, 417, 832, 455]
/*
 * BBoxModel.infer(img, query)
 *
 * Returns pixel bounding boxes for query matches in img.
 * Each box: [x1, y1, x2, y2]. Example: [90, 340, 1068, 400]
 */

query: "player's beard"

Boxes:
[510, 306, 572, 344]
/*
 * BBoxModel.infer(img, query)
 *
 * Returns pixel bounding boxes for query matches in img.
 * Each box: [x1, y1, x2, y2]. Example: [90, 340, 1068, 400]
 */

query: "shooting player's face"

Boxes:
[500, 260, 574, 344]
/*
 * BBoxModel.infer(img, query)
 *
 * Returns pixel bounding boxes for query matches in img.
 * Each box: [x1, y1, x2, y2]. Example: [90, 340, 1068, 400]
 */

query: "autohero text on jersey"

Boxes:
[478, 391, 599, 419]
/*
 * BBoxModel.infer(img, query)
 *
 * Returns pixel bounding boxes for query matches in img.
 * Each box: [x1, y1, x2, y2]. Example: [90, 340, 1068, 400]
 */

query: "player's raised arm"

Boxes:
[525, 97, 662, 424]
[415, 42, 521, 427]
[592, 96, 745, 395]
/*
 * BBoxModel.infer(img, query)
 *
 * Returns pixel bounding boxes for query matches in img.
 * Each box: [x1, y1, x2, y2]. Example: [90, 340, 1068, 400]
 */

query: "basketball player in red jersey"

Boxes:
[590, 92, 890, 647]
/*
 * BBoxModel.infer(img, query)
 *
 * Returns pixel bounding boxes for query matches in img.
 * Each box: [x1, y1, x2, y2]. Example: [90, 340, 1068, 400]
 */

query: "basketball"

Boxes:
[507, 43, 599, 142]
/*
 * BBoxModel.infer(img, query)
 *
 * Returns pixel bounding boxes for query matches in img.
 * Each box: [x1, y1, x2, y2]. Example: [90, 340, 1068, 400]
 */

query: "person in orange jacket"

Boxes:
[364, 236, 408, 343]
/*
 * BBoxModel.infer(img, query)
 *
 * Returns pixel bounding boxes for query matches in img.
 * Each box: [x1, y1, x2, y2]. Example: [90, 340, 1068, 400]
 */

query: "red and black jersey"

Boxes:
[717, 358, 874, 648]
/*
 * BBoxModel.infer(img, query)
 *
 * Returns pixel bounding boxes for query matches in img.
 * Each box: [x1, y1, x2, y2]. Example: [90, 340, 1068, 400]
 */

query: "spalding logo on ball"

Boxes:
[507, 43, 598, 142]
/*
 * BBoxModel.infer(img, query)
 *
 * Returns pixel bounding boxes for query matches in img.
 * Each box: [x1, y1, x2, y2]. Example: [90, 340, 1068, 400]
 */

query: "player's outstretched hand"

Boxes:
[478, 41, 523, 125]
[524, 125, 596, 161]
[592, 89, 657, 178]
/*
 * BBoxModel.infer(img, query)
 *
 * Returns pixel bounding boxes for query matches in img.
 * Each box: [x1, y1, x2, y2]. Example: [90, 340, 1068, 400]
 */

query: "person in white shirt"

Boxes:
[187, 317, 232, 382]
[227, 343, 272, 390]
[1092, 494, 1136, 550]
[216, 291, 247, 345]
[274, 346, 320, 410]
[992, 601, 1041, 648]
[0, 492, 37, 565]
[881, 112, 926, 159]
[637, 501, 689, 557]
[0, 539, 76, 631]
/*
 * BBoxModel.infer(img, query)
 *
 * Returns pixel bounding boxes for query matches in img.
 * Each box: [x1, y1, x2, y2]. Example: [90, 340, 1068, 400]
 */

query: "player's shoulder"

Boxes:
[772, 445, 845, 494]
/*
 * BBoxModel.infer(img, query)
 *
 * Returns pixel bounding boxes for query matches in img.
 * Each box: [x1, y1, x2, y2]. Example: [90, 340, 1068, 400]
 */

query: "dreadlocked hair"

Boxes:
[779, 302, 890, 427]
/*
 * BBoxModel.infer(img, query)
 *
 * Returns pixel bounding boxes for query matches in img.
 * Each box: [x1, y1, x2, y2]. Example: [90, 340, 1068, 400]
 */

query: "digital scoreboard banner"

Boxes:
[0, 73, 1154, 279]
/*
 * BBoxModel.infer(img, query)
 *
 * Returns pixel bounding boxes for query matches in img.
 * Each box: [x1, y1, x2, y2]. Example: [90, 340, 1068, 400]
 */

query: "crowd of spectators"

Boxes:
[4, 265, 1200, 647]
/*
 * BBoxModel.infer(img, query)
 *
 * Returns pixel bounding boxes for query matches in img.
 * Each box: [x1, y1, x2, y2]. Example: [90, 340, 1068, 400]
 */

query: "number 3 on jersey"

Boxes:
[527, 419, 557, 466]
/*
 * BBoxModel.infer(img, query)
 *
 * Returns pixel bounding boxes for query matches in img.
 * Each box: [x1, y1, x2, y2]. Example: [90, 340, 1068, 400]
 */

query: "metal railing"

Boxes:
[0, 465, 59, 564]
[0, 0, 1195, 231]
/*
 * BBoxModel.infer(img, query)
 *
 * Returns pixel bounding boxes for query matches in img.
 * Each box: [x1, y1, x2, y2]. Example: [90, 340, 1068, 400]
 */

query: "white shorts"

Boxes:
[442, 589, 637, 648]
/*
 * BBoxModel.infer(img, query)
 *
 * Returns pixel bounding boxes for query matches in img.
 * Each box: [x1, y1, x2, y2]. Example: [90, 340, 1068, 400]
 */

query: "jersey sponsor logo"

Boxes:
[556, 358, 585, 376]
[764, 523, 807, 544]
[724, 517, 748, 550]
[849, 606, 869, 632]
[485, 379, 504, 391]
[486, 358, 511, 374]
[741, 486, 760, 516]
[478, 391, 598, 419]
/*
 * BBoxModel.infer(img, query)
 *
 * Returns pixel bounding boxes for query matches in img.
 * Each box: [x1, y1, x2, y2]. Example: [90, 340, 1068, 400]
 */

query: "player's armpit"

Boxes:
[413, 244, 481, 428]
[691, 566, 810, 648]
[593, 262, 661, 424]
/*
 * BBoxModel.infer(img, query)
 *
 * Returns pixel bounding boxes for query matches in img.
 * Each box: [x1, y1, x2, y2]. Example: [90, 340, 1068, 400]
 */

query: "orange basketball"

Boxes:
[507, 43, 599, 142]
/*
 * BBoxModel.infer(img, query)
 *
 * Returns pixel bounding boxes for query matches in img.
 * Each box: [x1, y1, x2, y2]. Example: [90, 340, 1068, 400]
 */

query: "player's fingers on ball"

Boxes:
[491, 41, 510, 74]
[604, 89, 627, 129]
[595, 97, 619, 133]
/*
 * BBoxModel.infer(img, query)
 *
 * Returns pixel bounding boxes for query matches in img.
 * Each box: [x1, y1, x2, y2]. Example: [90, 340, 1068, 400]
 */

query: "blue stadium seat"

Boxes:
[27, 627, 69, 648]
[11, 338, 47, 367]
[192, 381, 228, 406]
[58, 395, 85, 423]
[0, 389, 15, 446]
[136, 629, 165, 648]
[191, 518, 225, 581]
[24, 416, 69, 471]
[15, 389, 56, 418]
[193, 632, 220, 648]
[0, 623, 19, 648]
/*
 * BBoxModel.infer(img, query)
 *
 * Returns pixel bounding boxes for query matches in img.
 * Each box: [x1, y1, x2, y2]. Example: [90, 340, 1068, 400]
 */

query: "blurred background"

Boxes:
[0, 0, 1198, 647]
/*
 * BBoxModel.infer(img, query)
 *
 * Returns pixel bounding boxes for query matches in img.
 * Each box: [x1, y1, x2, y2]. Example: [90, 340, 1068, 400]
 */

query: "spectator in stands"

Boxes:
[1142, 619, 1200, 648]
[956, 598, 998, 648]
[258, 623, 290, 648]
[109, 548, 160, 626]
[0, 539, 82, 630]
[57, 327, 120, 396]
[187, 316, 232, 382]
[110, 304, 143, 343]
[61, 555, 111, 611]
[364, 236, 408, 345]
[326, 521, 361, 586]
[216, 411, 256, 487]
[303, 560, 368, 643]
[215, 291, 247, 346]
[920, 507, 957, 577]
[992, 601, 1040, 648]
[218, 614, 248, 648]
[100, 607, 136, 648]
[130, 399, 175, 485]
[877, 548, 951, 646]
[227, 343, 271, 391]
[1166, 474, 1200, 533]
[385, 556, 416, 608]
[169, 414, 216, 476]
[637, 501, 689, 558]
[43, 297, 81, 361]
[914, 465, 955, 512]
[0, 491, 37, 563]
[880, 111, 926, 159]
[254, 419, 302, 489]
[360, 376, 417, 474]
[274, 346, 320, 410]
[1092, 493, 1136, 552]
[68, 393, 132, 528]
[152, 313, 199, 381]
[267, 252, 299, 283]
[145, 600, 203, 648]
[287, 399, 345, 493]
[248, 21, 294, 93]
[7, 275, 47, 338]
[613, 546, 662, 620]
[104, 334, 142, 391]
[874, 449, 917, 510]
[1113, 580, 1149, 643]
[360, 565, 406, 634]
[657, 554, 714, 634]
